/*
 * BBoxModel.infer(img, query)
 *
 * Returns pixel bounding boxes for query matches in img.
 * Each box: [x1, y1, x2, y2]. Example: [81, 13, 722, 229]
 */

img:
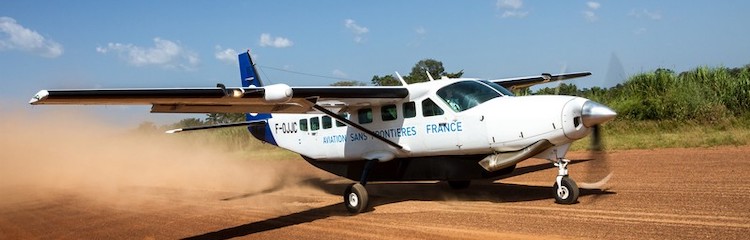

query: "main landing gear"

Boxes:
[553, 158, 580, 204]
[344, 160, 376, 214]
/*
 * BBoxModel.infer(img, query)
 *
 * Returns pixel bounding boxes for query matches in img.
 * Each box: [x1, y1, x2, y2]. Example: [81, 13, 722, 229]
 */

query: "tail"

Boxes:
[238, 50, 264, 88]
[239, 50, 276, 145]
[238, 50, 272, 121]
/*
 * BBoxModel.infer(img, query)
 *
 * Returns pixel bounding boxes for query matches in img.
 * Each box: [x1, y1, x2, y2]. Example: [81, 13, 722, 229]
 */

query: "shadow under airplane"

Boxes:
[182, 159, 615, 240]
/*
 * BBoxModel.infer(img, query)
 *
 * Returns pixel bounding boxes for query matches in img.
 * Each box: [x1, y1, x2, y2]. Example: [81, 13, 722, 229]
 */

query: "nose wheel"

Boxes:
[553, 159, 580, 204]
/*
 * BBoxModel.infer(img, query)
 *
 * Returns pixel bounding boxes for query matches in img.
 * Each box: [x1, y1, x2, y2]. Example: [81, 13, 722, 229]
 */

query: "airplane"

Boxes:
[29, 51, 616, 214]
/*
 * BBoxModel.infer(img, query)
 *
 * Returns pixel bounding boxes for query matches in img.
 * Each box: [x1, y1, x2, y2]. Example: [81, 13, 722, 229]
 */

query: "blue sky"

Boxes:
[2, 0, 749, 125]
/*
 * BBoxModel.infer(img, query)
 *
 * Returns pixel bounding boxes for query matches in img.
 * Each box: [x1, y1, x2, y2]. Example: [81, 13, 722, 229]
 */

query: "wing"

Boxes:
[491, 72, 591, 90]
[29, 84, 409, 114]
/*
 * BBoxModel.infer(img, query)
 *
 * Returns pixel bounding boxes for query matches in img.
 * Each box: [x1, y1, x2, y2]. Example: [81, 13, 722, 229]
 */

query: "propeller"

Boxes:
[578, 52, 625, 190]
[579, 124, 613, 189]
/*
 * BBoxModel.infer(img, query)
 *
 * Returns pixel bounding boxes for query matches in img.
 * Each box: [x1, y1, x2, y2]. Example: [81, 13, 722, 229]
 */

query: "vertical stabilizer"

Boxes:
[238, 51, 276, 145]
[238, 50, 264, 88]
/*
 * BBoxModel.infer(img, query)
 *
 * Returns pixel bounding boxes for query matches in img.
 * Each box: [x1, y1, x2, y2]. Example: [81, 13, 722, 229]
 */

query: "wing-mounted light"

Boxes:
[263, 84, 293, 103]
[29, 90, 49, 104]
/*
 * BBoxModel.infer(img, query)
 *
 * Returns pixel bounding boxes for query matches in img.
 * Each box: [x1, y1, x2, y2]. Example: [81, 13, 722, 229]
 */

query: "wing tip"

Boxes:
[29, 90, 49, 105]
[165, 129, 183, 134]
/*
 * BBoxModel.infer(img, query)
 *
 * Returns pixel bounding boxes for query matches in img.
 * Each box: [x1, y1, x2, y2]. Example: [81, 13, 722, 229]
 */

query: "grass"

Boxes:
[570, 118, 750, 151]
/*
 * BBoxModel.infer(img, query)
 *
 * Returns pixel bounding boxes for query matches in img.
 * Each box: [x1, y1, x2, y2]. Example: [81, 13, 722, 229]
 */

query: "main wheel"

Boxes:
[553, 176, 580, 204]
[447, 180, 471, 189]
[344, 183, 368, 214]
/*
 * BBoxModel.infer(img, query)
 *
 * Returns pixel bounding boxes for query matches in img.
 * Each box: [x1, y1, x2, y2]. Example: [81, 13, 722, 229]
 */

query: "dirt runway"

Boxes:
[1, 144, 749, 240]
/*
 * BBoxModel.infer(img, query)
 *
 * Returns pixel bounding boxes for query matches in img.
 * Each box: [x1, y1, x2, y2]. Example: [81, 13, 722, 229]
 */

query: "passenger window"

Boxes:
[336, 112, 350, 127]
[358, 108, 373, 124]
[299, 119, 308, 131]
[403, 102, 416, 118]
[422, 98, 444, 117]
[322, 116, 332, 129]
[381, 104, 397, 121]
[310, 117, 320, 131]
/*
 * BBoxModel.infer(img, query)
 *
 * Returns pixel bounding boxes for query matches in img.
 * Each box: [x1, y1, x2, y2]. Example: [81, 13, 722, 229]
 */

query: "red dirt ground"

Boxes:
[2, 145, 749, 239]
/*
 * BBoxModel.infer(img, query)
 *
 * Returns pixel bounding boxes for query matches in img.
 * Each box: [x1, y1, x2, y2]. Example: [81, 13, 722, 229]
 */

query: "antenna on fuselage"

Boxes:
[395, 71, 408, 86]
[426, 71, 435, 81]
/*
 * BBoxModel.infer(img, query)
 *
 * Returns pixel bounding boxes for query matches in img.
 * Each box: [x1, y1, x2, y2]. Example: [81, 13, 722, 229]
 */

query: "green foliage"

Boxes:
[330, 80, 367, 86]
[535, 83, 581, 96]
[371, 74, 400, 86]
[371, 59, 464, 86]
[533, 64, 750, 123]
[206, 113, 245, 124]
[172, 118, 206, 128]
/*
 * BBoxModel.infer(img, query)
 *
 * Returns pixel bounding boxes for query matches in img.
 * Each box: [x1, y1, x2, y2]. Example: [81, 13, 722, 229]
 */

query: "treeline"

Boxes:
[530, 65, 750, 123]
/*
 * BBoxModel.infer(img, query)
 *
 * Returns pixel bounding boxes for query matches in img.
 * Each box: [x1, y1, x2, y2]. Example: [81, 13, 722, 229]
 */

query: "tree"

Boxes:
[405, 59, 445, 83]
[371, 59, 464, 86]
[206, 113, 245, 124]
[330, 80, 367, 86]
[534, 83, 580, 96]
[173, 118, 206, 128]
[371, 74, 401, 86]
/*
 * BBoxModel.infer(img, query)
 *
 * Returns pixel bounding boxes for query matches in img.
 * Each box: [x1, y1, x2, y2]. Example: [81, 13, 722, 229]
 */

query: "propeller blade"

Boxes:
[581, 124, 613, 190]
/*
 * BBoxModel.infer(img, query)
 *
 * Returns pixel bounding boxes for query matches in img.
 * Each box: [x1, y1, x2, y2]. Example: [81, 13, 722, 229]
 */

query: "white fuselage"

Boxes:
[263, 79, 593, 162]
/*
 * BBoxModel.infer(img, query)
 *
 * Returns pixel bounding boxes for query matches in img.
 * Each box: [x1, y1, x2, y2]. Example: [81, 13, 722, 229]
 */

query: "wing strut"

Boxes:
[164, 120, 266, 133]
[307, 99, 409, 152]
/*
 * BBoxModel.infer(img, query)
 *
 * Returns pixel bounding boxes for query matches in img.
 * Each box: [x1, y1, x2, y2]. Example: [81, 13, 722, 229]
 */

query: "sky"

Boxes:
[2, 0, 749, 126]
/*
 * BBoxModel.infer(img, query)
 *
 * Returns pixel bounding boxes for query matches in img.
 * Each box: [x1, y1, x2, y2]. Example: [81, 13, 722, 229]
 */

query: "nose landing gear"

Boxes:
[553, 159, 580, 204]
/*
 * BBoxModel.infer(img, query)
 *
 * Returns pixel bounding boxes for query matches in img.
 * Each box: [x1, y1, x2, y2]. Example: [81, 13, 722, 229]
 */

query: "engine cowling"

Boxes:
[263, 84, 293, 103]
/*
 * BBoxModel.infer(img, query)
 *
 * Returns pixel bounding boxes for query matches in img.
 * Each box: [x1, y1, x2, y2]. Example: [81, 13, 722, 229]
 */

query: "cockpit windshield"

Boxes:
[480, 80, 515, 96]
[437, 81, 502, 112]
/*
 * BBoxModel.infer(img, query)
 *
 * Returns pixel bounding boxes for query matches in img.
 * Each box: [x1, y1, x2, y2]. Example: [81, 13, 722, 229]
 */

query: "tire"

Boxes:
[553, 176, 580, 204]
[447, 180, 471, 189]
[344, 183, 368, 214]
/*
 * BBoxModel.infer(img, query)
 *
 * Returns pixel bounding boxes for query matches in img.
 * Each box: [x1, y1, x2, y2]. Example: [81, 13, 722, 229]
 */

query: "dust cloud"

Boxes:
[0, 109, 329, 206]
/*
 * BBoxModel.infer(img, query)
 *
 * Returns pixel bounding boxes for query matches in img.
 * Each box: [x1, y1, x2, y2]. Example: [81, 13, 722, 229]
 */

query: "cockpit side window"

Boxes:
[422, 98, 444, 117]
[403, 102, 416, 118]
[437, 81, 501, 112]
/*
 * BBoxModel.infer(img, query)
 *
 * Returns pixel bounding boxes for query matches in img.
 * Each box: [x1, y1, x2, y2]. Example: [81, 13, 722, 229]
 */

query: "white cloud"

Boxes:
[583, 1, 601, 22]
[259, 33, 293, 48]
[0, 16, 63, 58]
[587, 1, 601, 10]
[344, 19, 369, 43]
[415, 26, 426, 35]
[214, 45, 238, 64]
[332, 69, 347, 78]
[496, 0, 529, 18]
[497, 0, 522, 9]
[630, 9, 662, 21]
[96, 37, 199, 70]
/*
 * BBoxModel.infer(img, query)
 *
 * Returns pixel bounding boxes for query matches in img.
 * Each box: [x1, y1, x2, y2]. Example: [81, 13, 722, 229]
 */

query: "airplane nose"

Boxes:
[581, 101, 617, 127]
